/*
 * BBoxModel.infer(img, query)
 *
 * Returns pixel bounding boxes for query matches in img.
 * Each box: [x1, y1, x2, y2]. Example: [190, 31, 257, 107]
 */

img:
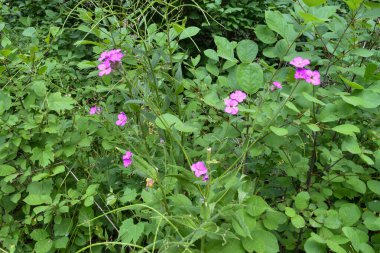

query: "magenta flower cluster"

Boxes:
[116, 112, 128, 126]
[98, 49, 124, 76]
[290, 57, 320, 85]
[224, 90, 247, 115]
[122, 151, 133, 167]
[191, 161, 209, 181]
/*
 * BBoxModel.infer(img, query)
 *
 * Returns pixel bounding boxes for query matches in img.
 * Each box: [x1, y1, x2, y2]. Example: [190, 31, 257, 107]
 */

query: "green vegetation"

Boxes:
[0, 0, 379, 252]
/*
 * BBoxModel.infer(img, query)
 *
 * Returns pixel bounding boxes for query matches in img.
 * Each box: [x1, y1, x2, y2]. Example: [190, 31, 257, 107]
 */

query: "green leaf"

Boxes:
[344, 0, 364, 10]
[326, 240, 346, 253]
[31, 229, 49, 241]
[367, 180, 380, 195]
[118, 218, 144, 244]
[285, 207, 296, 218]
[254, 25, 277, 44]
[0, 165, 16, 176]
[307, 124, 320, 132]
[339, 203, 361, 226]
[304, 238, 326, 253]
[208, 239, 245, 253]
[263, 210, 287, 230]
[324, 210, 342, 229]
[265, 11, 297, 43]
[242, 229, 279, 253]
[346, 177, 366, 194]
[30, 80, 47, 97]
[291, 214, 306, 228]
[24, 195, 52, 205]
[342, 136, 361, 154]
[214, 36, 236, 61]
[204, 49, 219, 61]
[236, 63, 264, 94]
[52, 165, 65, 176]
[299, 12, 326, 23]
[54, 237, 69, 249]
[340, 76, 364, 90]
[332, 124, 360, 136]
[34, 239, 53, 253]
[77, 60, 97, 69]
[22, 27, 36, 37]
[350, 48, 374, 57]
[30, 147, 54, 167]
[179, 26, 200, 40]
[302, 92, 326, 105]
[270, 126, 288, 136]
[246, 196, 268, 216]
[0, 91, 12, 115]
[0, 22, 5, 31]
[302, 0, 327, 7]
[236, 40, 258, 63]
[342, 226, 369, 251]
[47, 92, 75, 113]
[155, 113, 197, 132]
[232, 209, 252, 238]
[295, 192, 310, 210]
[340, 91, 380, 109]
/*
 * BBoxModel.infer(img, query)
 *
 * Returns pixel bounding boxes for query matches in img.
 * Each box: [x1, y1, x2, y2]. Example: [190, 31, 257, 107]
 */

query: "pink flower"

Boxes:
[304, 70, 321, 85]
[116, 112, 128, 126]
[230, 90, 247, 103]
[98, 61, 112, 76]
[225, 106, 239, 115]
[294, 68, 307, 79]
[290, 57, 310, 68]
[97, 49, 124, 76]
[89, 106, 101, 115]
[191, 161, 208, 178]
[224, 98, 239, 107]
[273, 81, 282, 89]
[122, 151, 133, 167]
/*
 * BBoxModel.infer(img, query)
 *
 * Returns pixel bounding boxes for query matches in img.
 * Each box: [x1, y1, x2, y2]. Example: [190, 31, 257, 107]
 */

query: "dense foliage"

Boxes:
[0, 0, 379, 252]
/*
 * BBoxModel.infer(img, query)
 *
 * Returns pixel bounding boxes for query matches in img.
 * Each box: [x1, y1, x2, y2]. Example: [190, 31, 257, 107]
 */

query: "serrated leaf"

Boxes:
[47, 92, 75, 113]
[118, 218, 144, 244]
[30, 147, 54, 167]
[214, 36, 236, 61]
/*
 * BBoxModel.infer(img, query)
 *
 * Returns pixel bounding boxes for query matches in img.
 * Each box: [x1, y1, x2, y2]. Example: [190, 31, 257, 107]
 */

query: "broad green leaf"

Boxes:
[35, 239, 53, 253]
[263, 210, 287, 230]
[155, 113, 182, 130]
[54, 237, 69, 249]
[236, 40, 258, 63]
[204, 49, 219, 61]
[342, 136, 361, 154]
[236, 63, 264, 94]
[344, 0, 364, 10]
[0, 165, 16, 176]
[331, 124, 360, 136]
[52, 165, 65, 176]
[299, 12, 326, 23]
[30, 147, 54, 167]
[22, 27, 36, 37]
[214, 36, 236, 61]
[31, 229, 49, 241]
[302, 0, 327, 6]
[340, 76, 364, 90]
[133, 155, 158, 179]
[342, 226, 369, 251]
[302, 92, 326, 105]
[307, 124, 320, 132]
[0, 91, 12, 115]
[304, 238, 326, 253]
[339, 203, 361, 226]
[24, 194, 52, 205]
[324, 210, 342, 229]
[326, 240, 346, 253]
[291, 214, 306, 228]
[47, 92, 75, 113]
[242, 230, 279, 253]
[0, 22, 5, 31]
[118, 218, 144, 244]
[285, 207, 296, 218]
[270, 126, 288, 136]
[77, 60, 97, 69]
[254, 25, 277, 44]
[360, 154, 374, 165]
[346, 177, 366, 194]
[295, 192, 310, 210]
[367, 180, 380, 195]
[179, 26, 200, 40]
[208, 239, 245, 253]
[203, 92, 220, 107]
[246, 196, 268, 216]
[286, 101, 300, 113]
[340, 91, 380, 108]
[265, 11, 297, 43]
[350, 48, 374, 57]
[31, 80, 47, 97]
[232, 209, 252, 238]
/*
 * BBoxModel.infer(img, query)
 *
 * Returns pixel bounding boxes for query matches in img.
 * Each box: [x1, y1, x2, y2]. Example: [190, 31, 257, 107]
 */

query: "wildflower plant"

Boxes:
[1, 1, 379, 253]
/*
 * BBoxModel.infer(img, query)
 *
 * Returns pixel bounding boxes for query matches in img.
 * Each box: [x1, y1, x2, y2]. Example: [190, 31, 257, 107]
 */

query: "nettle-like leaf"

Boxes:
[47, 92, 75, 113]
[118, 218, 144, 244]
